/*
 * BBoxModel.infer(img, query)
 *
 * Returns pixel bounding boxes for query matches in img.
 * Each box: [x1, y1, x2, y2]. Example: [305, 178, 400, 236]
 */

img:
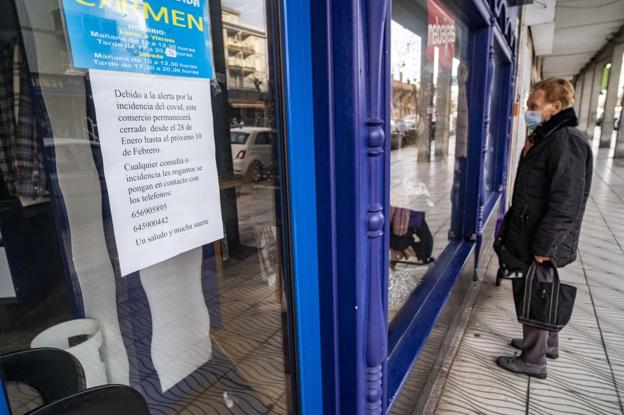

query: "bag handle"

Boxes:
[525, 260, 562, 320]
[548, 259, 561, 322]
[523, 262, 537, 316]
[526, 260, 560, 283]
[550, 260, 560, 282]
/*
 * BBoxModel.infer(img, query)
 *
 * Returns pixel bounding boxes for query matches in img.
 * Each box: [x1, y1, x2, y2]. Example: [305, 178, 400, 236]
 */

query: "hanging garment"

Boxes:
[11, 44, 47, 198]
[0, 41, 48, 199]
[0, 47, 16, 194]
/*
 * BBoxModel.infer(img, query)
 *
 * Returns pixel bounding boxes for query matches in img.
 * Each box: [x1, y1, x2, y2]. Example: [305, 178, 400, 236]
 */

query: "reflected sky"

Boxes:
[222, 0, 266, 28]
[391, 20, 421, 85]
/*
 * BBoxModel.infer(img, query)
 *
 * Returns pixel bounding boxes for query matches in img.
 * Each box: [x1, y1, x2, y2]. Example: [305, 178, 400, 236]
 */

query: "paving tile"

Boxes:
[435, 150, 624, 415]
[435, 279, 528, 415]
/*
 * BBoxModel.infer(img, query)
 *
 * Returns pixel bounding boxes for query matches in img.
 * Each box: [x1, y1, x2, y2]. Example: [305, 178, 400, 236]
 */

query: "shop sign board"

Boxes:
[89, 70, 223, 276]
[61, 0, 214, 79]
[427, 0, 455, 70]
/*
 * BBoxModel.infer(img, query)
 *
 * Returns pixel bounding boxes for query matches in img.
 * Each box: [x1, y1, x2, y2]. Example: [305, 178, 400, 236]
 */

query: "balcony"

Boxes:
[227, 42, 255, 57]
[227, 59, 256, 75]
[227, 87, 269, 101]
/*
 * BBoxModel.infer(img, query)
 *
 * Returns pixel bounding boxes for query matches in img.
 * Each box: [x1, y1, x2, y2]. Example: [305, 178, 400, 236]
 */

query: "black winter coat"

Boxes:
[501, 108, 593, 268]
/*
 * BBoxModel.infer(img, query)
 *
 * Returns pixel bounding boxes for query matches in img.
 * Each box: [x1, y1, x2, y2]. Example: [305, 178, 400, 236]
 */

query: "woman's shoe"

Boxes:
[496, 355, 547, 379]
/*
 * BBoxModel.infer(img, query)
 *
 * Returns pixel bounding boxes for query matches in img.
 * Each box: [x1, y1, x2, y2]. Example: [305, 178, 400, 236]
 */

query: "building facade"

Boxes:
[222, 6, 271, 127]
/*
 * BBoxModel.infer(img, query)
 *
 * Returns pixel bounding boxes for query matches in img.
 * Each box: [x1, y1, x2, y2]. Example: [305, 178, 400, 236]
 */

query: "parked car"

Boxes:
[401, 115, 417, 130]
[390, 120, 405, 150]
[230, 127, 277, 182]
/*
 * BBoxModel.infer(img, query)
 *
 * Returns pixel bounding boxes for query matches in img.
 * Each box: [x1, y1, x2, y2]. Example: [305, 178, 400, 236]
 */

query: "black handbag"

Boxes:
[512, 262, 576, 332]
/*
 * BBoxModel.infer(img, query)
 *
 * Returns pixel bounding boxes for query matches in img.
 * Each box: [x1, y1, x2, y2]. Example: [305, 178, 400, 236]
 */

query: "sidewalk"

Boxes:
[433, 150, 624, 415]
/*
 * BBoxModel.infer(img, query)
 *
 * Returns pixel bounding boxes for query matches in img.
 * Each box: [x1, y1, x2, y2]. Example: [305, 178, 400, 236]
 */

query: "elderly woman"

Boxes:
[496, 78, 593, 378]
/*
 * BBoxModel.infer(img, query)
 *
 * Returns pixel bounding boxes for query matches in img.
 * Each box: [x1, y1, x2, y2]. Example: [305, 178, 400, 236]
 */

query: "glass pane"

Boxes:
[389, 0, 469, 320]
[484, 56, 504, 197]
[0, 1, 294, 414]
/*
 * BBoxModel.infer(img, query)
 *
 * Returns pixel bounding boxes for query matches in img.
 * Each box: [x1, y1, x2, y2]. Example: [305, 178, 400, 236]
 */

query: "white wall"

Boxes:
[506, 19, 536, 205]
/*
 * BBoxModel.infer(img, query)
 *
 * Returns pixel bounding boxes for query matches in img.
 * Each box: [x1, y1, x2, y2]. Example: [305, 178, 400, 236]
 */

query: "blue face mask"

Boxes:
[525, 110, 542, 130]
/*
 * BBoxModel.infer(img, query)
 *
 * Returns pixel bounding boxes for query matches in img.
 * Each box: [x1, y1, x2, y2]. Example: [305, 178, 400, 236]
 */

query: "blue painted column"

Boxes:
[310, 0, 391, 413]
[363, 0, 390, 414]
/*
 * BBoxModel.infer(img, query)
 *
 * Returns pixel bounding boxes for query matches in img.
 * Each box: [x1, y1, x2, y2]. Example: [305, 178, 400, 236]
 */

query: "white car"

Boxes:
[230, 127, 277, 182]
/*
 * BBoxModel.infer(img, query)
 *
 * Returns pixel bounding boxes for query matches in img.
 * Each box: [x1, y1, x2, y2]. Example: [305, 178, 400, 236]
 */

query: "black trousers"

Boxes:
[522, 265, 559, 365]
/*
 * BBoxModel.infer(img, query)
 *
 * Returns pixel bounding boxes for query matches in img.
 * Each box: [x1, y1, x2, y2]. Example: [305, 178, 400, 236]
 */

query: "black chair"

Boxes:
[29, 385, 149, 415]
[0, 348, 84, 405]
[0, 348, 148, 414]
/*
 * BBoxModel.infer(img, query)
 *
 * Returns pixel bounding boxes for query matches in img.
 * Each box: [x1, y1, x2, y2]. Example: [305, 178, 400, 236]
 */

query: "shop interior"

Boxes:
[0, 0, 293, 414]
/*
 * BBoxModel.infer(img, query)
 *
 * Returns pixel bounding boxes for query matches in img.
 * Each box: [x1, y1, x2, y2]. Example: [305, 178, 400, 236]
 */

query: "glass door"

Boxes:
[0, 0, 298, 413]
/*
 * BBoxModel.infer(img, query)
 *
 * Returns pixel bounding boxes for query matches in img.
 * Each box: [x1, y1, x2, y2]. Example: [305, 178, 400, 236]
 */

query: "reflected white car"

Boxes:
[230, 127, 276, 182]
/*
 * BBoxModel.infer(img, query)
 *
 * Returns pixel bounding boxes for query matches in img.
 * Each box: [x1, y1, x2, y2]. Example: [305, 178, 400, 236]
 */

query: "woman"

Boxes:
[496, 78, 593, 378]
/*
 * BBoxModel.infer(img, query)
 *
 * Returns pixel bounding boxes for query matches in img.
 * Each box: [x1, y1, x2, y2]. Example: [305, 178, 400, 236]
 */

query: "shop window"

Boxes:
[388, 0, 470, 320]
[0, 0, 295, 414]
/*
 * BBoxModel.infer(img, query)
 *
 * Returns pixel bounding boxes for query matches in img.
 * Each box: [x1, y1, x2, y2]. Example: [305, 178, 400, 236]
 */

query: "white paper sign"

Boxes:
[90, 70, 223, 276]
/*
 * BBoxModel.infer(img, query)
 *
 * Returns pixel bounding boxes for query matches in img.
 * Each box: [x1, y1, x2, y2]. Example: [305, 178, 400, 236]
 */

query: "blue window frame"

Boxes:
[483, 24, 515, 219]
[308, 0, 518, 414]
[278, 0, 324, 413]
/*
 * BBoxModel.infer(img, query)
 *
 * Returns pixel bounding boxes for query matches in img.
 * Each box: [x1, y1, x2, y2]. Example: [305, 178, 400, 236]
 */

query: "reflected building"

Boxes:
[222, 7, 270, 127]
[392, 75, 419, 121]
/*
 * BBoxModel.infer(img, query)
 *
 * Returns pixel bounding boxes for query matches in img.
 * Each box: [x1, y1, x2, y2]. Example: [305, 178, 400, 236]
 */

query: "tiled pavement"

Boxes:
[434, 150, 624, 414]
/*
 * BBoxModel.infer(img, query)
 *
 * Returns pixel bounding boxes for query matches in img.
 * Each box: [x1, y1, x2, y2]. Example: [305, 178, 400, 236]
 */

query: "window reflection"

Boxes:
[389, 0, 469, 320]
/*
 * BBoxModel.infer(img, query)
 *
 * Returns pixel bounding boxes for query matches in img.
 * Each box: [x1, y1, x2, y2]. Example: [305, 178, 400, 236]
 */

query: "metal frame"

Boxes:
[279, 0, 324, 414]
